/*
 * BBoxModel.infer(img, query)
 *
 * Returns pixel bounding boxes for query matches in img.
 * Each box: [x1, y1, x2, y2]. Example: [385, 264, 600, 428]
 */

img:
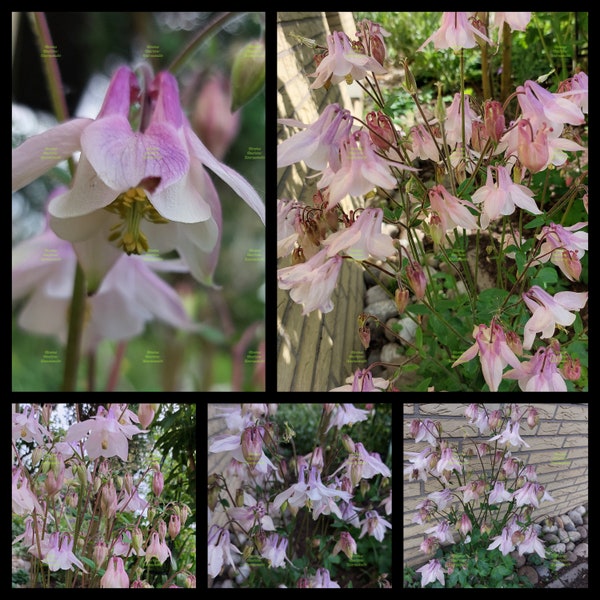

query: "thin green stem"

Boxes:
[62, 263, 87, 391]
[168, 12, 239, 73]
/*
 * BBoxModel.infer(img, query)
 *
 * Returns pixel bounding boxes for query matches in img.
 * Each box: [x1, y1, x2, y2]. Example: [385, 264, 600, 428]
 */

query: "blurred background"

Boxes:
[12, 12, 265, 391]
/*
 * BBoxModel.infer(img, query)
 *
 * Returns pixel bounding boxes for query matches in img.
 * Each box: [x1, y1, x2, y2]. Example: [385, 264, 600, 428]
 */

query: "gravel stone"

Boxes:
[542, 525, 558, 534]
[568, 510, 583, 526]
[576, 526, 587, 540]
[568, 531, 582, 543]
[566, 542, 575, 551]
[543, 533, 560, 544]
[558, 529, 569, 542]
[549, 543, 566, 553]
[517, 566, 539, 585]
[364, 299, 398, 323]
[573, 543, 588, 558]
[560, 515, 576, 531]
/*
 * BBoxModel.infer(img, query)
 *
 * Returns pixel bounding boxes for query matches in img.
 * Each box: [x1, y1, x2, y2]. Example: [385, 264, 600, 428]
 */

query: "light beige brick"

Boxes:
[559, 421, 589, 435]
[562, 435, 588, 448]
[567, 447, 588, 459]
[554, 404, 589, 420]
[417, 404, 470, 416]
[404, 404, 414, 414]
[536, 422, 561, 436]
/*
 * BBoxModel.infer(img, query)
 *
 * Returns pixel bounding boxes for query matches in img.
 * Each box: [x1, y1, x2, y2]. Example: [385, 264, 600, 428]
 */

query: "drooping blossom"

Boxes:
[137, 404, 158, 429]
[227, 499, 275, 533]
[322, 207, 395, 261]
[359, 509, 392, 542]
[418, 12, 493, 52]
[492, 12, 532, 32]
[309, 567, 340, 588]
[325, 403, 370, 432]
[471, 165, 542, 228]
[277, 249, 343, 315]
[101, 556, 129, 588]
[145, 531, 172, 565]
[317, 130, 414, 209]
[12, 224, 199, 352]
[428, 184, 479, 235]
[259, 533, 289, 568]
[408, 123, 440, 163]
[522, 286, 588, 350]
[428, 488, 453, 511]
[458, 513, 472, 537]
[536, 222, 588, 281]
[452, 321, 522, 392]
[434, 447, 462, 476]
[488, 421, 530, 448]
[445, 93, 479, 147]
[64, 405, 147, 461]
[12, 405, 51, 445]
[424, 520, 455, 545]
[356, 19, 391, 66]
[43, 532, 88, 573]
[416, 558, 445, 588]
[512, 481, 540, 508]
[488, 481, 513, 504]
[329, 368, 390, 392]
[332, 531, 357, 560]
[517, 526, 546, 558]
[410, 418, 439, 445]
[504, 344, 569, 391]
[309, 31, 387, 89]
[404, 447, 433, 482]
[12, 467, 43, 516]
[277, 103, 353, 170]
[464, 404, 489, 434]
[487, 527, 515, 555]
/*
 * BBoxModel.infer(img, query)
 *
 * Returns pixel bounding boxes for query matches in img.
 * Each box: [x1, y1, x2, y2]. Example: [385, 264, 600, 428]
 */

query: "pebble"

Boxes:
[365, 284, 390, 305]
[568, 531, 581, 543]
[380, 342, 403, 365]
[576, 526, 587, 540]
[573, 543, 588, 558]
[549, 543, 566, 553]
[518, 566, 539, 585]
[560, 515, 576, 531]
[543, 533, 560, 544]
[566, 542, 575, 551]
[363, 299, 398, 323]
[568, 510, 583, 526]
[558, 529, 569, 542]
[542, 525, 558, 534]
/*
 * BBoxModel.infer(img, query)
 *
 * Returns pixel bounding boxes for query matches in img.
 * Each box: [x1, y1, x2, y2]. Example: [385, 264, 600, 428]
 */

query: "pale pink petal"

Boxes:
[12, 118, 92, 192]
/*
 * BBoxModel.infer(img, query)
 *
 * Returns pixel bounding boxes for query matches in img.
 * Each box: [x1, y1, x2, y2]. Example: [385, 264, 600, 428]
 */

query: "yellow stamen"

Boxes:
[104, 187, 168, 255]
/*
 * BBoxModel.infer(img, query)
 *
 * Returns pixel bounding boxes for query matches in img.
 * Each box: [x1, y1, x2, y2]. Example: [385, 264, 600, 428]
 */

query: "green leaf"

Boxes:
[80, 556, 96, 570]
[406, 303, 429, 315]
[415, 325, 423, 349]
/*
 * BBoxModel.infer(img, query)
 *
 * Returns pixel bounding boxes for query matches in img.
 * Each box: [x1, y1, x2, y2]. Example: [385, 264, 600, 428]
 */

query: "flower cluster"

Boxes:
[277, 12, 587, 392]
[208, 403, 392, 588]
[405, 403, 553, 588]
[11, 404, 195, 588]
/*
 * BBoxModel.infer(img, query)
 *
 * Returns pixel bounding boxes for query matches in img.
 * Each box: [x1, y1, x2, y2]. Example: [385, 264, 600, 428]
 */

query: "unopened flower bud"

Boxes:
[481, 521, 493, 535]
[235, 488, 245, 508]
[484, 100, 506, 143]
[406, 261, 427, 300]
[230, 39, 265, 112]
[350, 454, 364, 488]
[395, 287, 410, 314]
[137, 404, 156, 429]
[184, 574, 196, 589]
[115, 475, 123, 491]
[94, 541, 108, 568]
[66, 491, 78, 508]
[241, 426, 263, 468]
[360, 479, 370, 497]
[76, 464, 88, 488]
[101, 480, 117, 518]
[31, 447, 44, 467]
[131, 527, 144, 554]
[158, 519, 167, 541]
[561, 355, 581, 381]
[152, 471, 164, 497]
[527, 407, 540, 428]
[332, 531, 357, 560]
[366, 111, 395, 151]
[403, 59, 418, 95]
[180, 504, 190, 526]
[123, 473, 134, 495]
[341, 434, 355, 453]
[358, 324, 371, 350]
[169, 514, 181, 540]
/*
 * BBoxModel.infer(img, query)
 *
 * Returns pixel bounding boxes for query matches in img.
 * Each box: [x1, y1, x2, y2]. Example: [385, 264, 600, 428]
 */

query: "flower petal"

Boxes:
[185, 127, 265, 225]
[12, 118, 92, 192]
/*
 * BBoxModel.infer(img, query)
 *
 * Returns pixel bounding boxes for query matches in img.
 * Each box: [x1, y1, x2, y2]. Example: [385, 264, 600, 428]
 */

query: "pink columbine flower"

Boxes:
[12, 405, 51, 445]
[356, 19, 391, 66]
[517, 526, 546, 558]
[523, 79, 585, 127]
[309, 31, 387, 90]
[408, 124, 441, 162]
[43, 532, 88, 573]
[329, 368, 390, 392]
[317, 130, 414, 209]
[435, 447, 462, 476]
[404, 447, 433, 483]
[452, 321, 522, 392]
[359, 509, 392, 542]
[354, 442, 392, 479]
[428, 184, 479, 234]
[322, 207, 395, 261]
[12, 223, 199, 352]
[277, 249, 342, 315]
[465, 404, 489, 434]
[277, 103, 353, 170]
[418, 12, 493, 52]
[12, 66, 264, 286]
[488, 421, 530, 448]
[488, 481, 513, 504]
[101, 556, 129, 588]
[459, 513, 472, 537]
[145, 531, 172, 565]
[326, 404, 370, 432]
[137, 404, 157, 429]
[445, 93, 479, 147]
[428, 488, 453, 511]
[310, 567, 341, 588]
[471, 165, 542, 228]
[487, 527, 515, 555]
[558, 71, 588, 114]
[228, 500, 275, 533]
[522, 285, 588, 350]
[332, 531, 357, 560]
[512, 481, 540, 508]
[504, 345, 568, 391]
[152, 470, 164, 497]
[457, 480, 486, 504]
[413, 418, 439, 445]
[416, 558, 445, 588]
[259, 533, 289, 568]
[493, 12, 532, 32]
[424, 520, 454, 545]
[64, 405, 147, 462]
[536, 222, 588, 281]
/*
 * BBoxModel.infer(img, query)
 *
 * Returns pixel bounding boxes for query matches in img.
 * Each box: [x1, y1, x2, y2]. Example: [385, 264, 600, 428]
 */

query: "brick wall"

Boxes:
[403, 403, 589, 569]
[276, 12, 366, 391]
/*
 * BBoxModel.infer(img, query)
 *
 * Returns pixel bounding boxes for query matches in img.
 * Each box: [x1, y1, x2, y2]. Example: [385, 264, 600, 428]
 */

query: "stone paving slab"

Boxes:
[559, 562, 588, 586]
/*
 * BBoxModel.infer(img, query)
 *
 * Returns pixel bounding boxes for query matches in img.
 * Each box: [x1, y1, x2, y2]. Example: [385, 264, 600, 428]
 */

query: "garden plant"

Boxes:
[277, 12, 588, 392]
[12, 403, 196, 588]
[404, 403, 558, 588]
[208, 403, 392, 588]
